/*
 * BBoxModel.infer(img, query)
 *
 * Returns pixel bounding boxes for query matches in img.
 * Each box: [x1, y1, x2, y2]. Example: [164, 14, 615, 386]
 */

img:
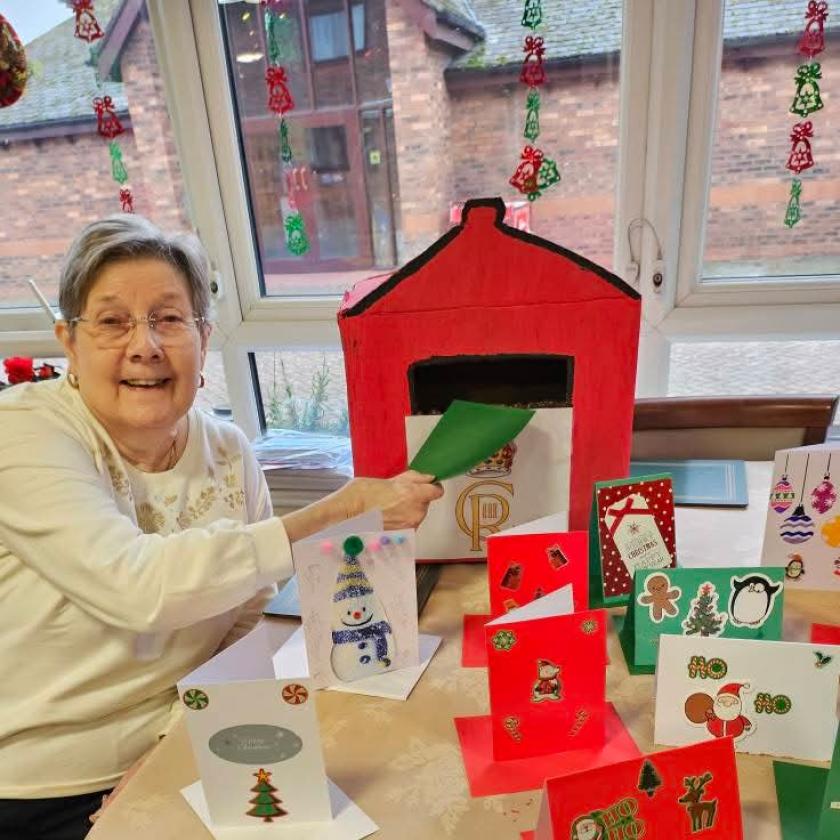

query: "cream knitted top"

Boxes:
[0, 378, 292, 797]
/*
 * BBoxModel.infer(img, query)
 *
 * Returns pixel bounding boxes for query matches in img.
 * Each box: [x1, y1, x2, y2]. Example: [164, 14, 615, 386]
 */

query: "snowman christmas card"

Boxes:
[455, 586, 640, 797]
[761, 444, 840, 591]
[177, 623, 377, 839]
[654, 634, 840, 761]
[617, 566, 785, 674]
[527, 738, 742, 840]
[589, 474, 676, 607]
[287, 527, 421, 690]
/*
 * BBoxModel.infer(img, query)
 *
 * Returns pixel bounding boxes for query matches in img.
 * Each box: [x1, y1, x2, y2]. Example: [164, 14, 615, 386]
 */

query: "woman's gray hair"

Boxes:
[59, 214, 212, 323]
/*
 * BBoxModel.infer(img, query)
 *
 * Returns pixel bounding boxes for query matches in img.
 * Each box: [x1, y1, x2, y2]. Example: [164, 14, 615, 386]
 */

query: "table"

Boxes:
[89, 463, 840, 839]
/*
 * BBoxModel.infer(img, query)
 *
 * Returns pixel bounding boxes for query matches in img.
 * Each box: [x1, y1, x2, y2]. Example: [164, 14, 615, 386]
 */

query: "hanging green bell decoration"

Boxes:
[783, 179, 802, 228]
[521, 0, 543, 30]
[790, 62, 824, 117]
[108, 140, 128, 184]
[537, 156, 561, 194]
[524, 89, 540, 141]
[285, 212, 310, 255]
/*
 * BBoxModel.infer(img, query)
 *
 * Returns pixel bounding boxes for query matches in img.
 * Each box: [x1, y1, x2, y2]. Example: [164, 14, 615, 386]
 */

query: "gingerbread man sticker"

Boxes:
[637, 572, 682, 623]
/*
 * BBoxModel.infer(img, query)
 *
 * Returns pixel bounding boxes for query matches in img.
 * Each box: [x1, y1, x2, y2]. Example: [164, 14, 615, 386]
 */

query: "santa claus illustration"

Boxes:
[704, 682, 752, 740]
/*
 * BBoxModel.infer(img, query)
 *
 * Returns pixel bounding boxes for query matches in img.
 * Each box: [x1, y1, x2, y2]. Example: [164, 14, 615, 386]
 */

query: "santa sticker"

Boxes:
[684, 682, 754, 742]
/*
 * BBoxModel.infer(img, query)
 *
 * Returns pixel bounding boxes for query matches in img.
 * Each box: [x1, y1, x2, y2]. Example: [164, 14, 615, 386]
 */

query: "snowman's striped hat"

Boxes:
[334, 535, 373, 602]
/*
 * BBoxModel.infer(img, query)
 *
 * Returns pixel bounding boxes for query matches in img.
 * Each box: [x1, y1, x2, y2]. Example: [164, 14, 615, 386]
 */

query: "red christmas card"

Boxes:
[484, 587, 609, 760]
[532, 738, 742, 840]
[589, 473, 677, 607]
[487, 515, 588, 615]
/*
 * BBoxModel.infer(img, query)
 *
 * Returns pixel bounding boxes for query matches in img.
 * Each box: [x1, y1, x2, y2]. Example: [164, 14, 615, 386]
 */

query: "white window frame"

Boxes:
[5, 0, 838, 410]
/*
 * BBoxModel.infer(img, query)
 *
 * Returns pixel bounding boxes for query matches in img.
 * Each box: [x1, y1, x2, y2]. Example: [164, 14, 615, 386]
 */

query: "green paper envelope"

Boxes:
[774, 727, 840, 839]
[407, 400, 535, 482]
[616, 566, 785, 674]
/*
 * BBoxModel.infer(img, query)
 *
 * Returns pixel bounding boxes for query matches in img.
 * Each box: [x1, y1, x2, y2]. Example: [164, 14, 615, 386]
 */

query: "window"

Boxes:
[309, 3, 365, 62]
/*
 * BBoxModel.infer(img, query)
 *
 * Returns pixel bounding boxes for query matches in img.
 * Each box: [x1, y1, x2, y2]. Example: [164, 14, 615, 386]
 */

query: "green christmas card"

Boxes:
[616, 566, 785, 674]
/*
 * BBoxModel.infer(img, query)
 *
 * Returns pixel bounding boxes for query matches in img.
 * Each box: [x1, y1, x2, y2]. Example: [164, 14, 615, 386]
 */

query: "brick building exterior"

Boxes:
[1, 0, 838, 310]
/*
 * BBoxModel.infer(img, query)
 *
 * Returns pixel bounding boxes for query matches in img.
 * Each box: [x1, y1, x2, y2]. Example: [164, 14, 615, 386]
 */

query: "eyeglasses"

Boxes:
[70, 312, 206, 347]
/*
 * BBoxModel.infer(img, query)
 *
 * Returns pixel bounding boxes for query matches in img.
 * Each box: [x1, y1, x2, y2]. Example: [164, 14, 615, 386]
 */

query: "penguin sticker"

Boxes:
[728, 574, 782, 628]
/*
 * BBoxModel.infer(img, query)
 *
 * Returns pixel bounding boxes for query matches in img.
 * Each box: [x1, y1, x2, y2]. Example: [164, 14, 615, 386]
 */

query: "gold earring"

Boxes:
[67, 372, 79, 389]
[199, 372, 205, 388]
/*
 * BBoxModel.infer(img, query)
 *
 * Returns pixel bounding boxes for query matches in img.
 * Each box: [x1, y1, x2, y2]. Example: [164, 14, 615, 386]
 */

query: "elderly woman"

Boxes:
[0, 215, 442, 840]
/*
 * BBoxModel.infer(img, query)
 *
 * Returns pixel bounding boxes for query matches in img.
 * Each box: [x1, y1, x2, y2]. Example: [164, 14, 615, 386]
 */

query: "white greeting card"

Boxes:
[761, 443, 840, 591]
[405, 407, 571, 560]
[177, 623, 331, 829]
[292, 523, 419, 689]
[654, 634, 840, 761]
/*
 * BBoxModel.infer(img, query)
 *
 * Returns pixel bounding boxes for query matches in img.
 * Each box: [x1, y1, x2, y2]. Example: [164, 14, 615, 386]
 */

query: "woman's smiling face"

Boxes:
[57, 257, 209, 440]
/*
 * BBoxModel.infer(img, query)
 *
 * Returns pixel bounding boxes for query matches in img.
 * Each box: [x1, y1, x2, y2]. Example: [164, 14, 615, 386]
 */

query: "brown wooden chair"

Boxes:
[631, 395, 839, 461]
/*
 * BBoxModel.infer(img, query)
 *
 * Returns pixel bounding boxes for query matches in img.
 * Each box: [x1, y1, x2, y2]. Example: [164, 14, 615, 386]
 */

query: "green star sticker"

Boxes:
[182, 688, 209, 710]
[491, 629, 517, 651]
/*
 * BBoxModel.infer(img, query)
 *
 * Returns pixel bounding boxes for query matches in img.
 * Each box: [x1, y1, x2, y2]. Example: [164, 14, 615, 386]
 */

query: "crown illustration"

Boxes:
[467, 441, 517, 477]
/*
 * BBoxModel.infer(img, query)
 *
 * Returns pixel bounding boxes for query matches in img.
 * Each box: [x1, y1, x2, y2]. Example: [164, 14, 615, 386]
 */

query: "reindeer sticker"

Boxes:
[678, 772, 718, 833]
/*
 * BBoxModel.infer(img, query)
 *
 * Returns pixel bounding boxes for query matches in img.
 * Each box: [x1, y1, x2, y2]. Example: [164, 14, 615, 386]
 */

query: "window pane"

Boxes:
[701, 0, 840, 282]
[0, 0, 192, 311]
[220, 1, 621, 297]
[669, 340, 840, 396]
[253, 349, 349, 436]
[193, 350, 233, 418]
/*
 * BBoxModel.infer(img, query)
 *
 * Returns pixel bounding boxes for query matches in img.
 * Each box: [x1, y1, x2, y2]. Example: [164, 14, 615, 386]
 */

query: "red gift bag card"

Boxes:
[589, 473, 677, 607]
[533, 738, 742, 840]
[485, 586, 609, 761]
[487, 514, 588, 616]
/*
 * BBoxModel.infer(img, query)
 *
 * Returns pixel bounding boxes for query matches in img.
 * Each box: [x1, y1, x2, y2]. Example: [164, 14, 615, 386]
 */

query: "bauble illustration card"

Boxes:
[531, 738, 742, 840]
[405, 407, 572, 561]
[487, 514, 587, 615]
[618, 566, 785, 673]
[292, 528, 419, 689]
[484, 586, 609, 760]
[589, 473, 676, 607]
[654, 634, 840, 761]
[761, 444, 840, 591]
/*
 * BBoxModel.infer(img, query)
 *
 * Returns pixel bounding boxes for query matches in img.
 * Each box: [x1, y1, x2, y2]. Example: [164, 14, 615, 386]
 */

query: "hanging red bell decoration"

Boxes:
[72, 0, 104, 44]
[786, 120, 815, 174]
[93, 96, 124, 140]
[520, 35, 547, 88]
[798, 1, 828, 58]
[266, 65, 294, 115]
[509, 145, 544, 197]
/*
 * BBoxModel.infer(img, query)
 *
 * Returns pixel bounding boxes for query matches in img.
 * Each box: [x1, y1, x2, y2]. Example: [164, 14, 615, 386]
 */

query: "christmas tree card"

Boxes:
[617, 566, 785, 674]
[529, 738, 742, 840]
[654, 634, 840, 761]
[487, 514, 588, 615]
[406, 406, 572, 561]
[761, 444, 840, 592]
[282, 521, 421, 690]
[589, 473, 676, 607]
[774, 726, 840, 840]
[177, 623, 376, 837]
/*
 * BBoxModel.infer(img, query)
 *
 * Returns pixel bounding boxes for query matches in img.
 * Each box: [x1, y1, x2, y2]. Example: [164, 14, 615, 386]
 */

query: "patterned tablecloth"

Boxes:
[90, 463, 840, 840]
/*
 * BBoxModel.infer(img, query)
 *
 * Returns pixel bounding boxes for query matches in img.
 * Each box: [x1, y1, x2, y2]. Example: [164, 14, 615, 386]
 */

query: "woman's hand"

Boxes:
[348, 470, 444, 530]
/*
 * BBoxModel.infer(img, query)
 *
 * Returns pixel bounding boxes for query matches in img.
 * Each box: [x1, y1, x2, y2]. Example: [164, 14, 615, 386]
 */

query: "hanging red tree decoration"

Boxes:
[799, 1, 828, 58]
[72, 0, 104, 44]
[786, 120, 815, 174]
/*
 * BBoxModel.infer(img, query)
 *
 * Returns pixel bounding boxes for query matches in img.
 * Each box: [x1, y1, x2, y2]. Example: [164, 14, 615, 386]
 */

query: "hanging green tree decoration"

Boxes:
[109, 140, 128, 184]
[524, 89, 540, 141]
[279, 119, 292, 163]
[284, 213, 310, 256]
[521, 0, 543, 30]
[784, 178, 802, 228]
